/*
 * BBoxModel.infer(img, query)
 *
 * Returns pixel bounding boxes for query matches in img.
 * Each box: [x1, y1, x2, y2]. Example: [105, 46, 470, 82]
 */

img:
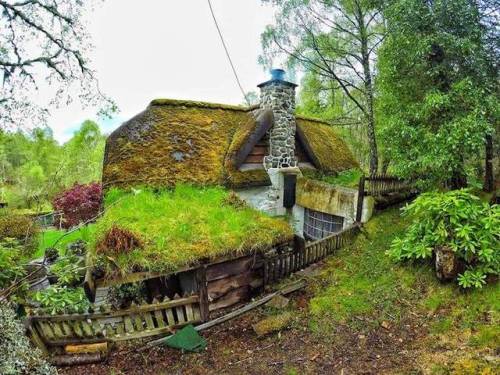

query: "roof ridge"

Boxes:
[150, 98, 259, 112]
[295, 114, 332, 125]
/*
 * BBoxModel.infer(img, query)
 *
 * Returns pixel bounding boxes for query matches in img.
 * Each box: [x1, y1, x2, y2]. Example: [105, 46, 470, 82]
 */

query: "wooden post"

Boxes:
[356, 175, 365, 223]
[196, 265, 209, 322]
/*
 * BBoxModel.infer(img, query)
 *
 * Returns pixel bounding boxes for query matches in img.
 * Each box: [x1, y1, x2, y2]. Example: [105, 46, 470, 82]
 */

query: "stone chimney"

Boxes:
[258, 69, 298, 170]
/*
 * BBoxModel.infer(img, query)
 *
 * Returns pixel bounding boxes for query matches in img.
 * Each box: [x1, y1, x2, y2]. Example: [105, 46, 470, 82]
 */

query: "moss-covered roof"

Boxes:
[103, 99, 357, 189]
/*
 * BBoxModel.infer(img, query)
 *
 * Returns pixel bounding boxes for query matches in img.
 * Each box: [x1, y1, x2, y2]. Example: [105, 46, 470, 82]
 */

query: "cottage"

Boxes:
[103, 69, 373, 241]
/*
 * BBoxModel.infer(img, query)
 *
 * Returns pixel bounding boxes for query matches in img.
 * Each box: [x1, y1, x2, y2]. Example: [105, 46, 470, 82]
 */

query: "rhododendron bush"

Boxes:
[53, 183, 102, 229]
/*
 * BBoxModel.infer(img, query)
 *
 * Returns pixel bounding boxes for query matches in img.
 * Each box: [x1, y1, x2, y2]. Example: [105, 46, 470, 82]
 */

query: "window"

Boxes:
[303, 208, 344, 240]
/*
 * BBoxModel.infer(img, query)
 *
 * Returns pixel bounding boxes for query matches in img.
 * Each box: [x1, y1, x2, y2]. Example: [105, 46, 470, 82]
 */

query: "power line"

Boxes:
[207, 0, 250, 105]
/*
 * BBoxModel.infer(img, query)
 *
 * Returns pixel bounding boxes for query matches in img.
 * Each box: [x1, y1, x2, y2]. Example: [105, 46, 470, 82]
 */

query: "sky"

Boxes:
[49, 0, 277, 143]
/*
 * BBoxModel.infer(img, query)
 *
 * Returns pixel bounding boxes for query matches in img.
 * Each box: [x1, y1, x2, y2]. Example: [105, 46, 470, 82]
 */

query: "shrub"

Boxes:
[0, 214, 39, 253]
[107, 281, 148, 309]
[0, 303, 56, 375]
[52, 182, 102, 229]
[388, 190, 499, 288]
[0, 239, 27, 290]
[32, 286, 90, 314]
[49, 254, 85, 287]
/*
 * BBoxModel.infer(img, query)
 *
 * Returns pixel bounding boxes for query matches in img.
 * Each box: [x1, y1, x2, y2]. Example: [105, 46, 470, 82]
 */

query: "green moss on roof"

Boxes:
[296, 118, 359, 173]
[150, 98, 257, 112]
[103, 101, 358, 190]
[89, 186, 293, 278]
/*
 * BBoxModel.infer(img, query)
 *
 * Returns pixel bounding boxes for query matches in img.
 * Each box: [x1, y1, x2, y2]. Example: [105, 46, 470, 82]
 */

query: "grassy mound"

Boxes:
[90, 185, 293, 278]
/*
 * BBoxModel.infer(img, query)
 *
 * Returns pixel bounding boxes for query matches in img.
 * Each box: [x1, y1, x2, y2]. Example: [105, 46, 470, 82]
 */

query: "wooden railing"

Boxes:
[27, 295, 201, 355]
[263, 225, 359, 285]
[356, 174, 416, 221]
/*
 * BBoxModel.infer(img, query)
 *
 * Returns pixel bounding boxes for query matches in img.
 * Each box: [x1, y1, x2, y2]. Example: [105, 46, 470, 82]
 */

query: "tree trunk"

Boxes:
[358, 9, 379, 175]
[483, 133, 494, 192]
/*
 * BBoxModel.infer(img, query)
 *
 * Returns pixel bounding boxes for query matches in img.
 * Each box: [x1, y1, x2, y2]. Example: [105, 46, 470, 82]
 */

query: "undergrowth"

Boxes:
[307, 207, 499, 357]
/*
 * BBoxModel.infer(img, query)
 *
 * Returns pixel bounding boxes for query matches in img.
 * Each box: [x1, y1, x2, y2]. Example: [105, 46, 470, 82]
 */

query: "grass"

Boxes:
[34, 226, 95, 259]
[302, 206, 499, 373]
[303, 168, 362, 189]
[89, 185, 293, 278]
[307, 207, 500, 348]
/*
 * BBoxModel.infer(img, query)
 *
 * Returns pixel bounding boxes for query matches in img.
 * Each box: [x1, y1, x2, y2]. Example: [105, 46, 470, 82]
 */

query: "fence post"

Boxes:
[356, 175, 365, 223]
[196, 265, 209, 322]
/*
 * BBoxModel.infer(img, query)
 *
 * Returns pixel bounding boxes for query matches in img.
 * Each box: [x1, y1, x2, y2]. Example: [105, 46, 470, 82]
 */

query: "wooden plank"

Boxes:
[143, 312, 155, 330]
[104, 323, 115, 338]
[51, 322, 65, 338]
[81, 321, 94, 337]
[65, 342, 108, 354]
[165, 307, 175, 326]
[196, 266, 210, 322]
[175, 304, 186, 324]
[27, 325, 49, 355]
[154, 308, 165, 328]
[185, 304, 195, 322]
[61, 321, 73, 337]
[123, 316, 134, 333]
[71, 320, 85, 338]
[207, 270, 255, 300]
[133, 314, 144, 331]
[209, 286, 250, 311]
[206, 256, 253, 282]
[115, 322, 125, 336]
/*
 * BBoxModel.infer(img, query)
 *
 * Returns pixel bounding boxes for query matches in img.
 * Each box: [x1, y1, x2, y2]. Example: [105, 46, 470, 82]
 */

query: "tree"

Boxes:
[377, 0, 499, 189]
[0, 0, 115, 129]
[260, 0, 384, 173]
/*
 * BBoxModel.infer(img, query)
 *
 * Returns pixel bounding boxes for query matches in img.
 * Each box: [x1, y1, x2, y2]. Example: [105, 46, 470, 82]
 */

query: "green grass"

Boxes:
[307, 207, 500, 343]
[317, 168, 362, 188]
[90, 185, 293, 278]
[35, 226, 95, 259]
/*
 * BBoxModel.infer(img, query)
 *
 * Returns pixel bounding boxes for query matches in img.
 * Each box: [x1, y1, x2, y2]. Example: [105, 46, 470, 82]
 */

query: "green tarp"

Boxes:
[162, 325, 207, 353]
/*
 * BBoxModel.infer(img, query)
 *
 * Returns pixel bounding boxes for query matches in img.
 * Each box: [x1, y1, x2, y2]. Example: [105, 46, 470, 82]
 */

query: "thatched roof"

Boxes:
[103, 99, 358, 189]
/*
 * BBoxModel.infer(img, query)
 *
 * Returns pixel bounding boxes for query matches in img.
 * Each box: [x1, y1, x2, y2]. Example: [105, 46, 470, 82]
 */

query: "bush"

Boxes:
[0, 303, 56, 375]
[107, 281, 148, 309]
[52, 182, 102, 229]
[0, 239, 27, 290]
[0, 214, 39, 253]
[32, 286, 90, 314]
[49, 254, 85, 287]
[388, 190, 499, 288]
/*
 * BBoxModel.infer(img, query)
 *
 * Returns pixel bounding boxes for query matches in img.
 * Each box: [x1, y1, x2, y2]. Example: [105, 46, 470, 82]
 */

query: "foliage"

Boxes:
[308, 207, 499, 362]
[261, 0, 384, 173]
[0, 239, 27, 289]
[49, 254, 85, 287]
[90, 185, 293, 277]
[0, 121, 107, 210]
[377, 0, 499, 187]
[32, 286, 90, 314]
[0, 303, 56, 375]
[388, 190, 500, 288]
[0, 213, 39, 253]
[0, 0, 115, 129]
[107, 282, 148, 309]
[315, 168, 362, 188]
[53, 182, 102, 229]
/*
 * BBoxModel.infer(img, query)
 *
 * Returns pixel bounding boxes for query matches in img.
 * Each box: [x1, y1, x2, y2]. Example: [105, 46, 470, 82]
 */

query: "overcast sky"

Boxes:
[49, 0, 277, 143]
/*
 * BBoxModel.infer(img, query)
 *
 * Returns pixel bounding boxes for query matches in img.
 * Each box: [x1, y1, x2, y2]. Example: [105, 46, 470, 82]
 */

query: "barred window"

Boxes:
[304, 208, 344, 241]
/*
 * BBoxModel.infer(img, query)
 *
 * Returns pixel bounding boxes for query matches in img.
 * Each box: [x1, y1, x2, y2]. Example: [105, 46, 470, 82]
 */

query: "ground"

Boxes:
[59, 207, 499, 375]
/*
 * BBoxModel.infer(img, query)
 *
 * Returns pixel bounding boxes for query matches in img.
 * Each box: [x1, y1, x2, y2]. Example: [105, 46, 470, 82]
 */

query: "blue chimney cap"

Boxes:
[270, 68, 285, 81]
[257, 68, 297, 88]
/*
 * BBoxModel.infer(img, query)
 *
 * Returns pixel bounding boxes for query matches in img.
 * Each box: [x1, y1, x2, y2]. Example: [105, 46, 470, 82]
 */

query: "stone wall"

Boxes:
[260, 81, 298, 169]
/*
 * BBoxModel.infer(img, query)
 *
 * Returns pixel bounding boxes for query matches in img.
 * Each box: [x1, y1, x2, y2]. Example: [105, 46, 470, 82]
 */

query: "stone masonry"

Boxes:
[258, 70, 298, 169]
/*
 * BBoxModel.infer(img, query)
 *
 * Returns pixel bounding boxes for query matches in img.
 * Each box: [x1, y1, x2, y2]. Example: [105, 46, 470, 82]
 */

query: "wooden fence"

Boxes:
[27, 295, 201, 355]
[28, 225, 361, 357]
[263, 225, 359, 285]
[356, 174, 416, 221]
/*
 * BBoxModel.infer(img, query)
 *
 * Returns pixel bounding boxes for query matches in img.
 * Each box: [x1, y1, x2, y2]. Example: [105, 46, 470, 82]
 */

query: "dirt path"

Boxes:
[59, 290, 425, 375]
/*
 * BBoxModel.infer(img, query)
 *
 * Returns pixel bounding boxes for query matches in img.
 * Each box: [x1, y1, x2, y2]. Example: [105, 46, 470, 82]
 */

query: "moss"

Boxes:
[296, 177, 357, 216]
[103, 100, 358, 190]
[89, 186, 294, 278]
[296, 118, 358, 173]
[252, 312, 293, 336]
